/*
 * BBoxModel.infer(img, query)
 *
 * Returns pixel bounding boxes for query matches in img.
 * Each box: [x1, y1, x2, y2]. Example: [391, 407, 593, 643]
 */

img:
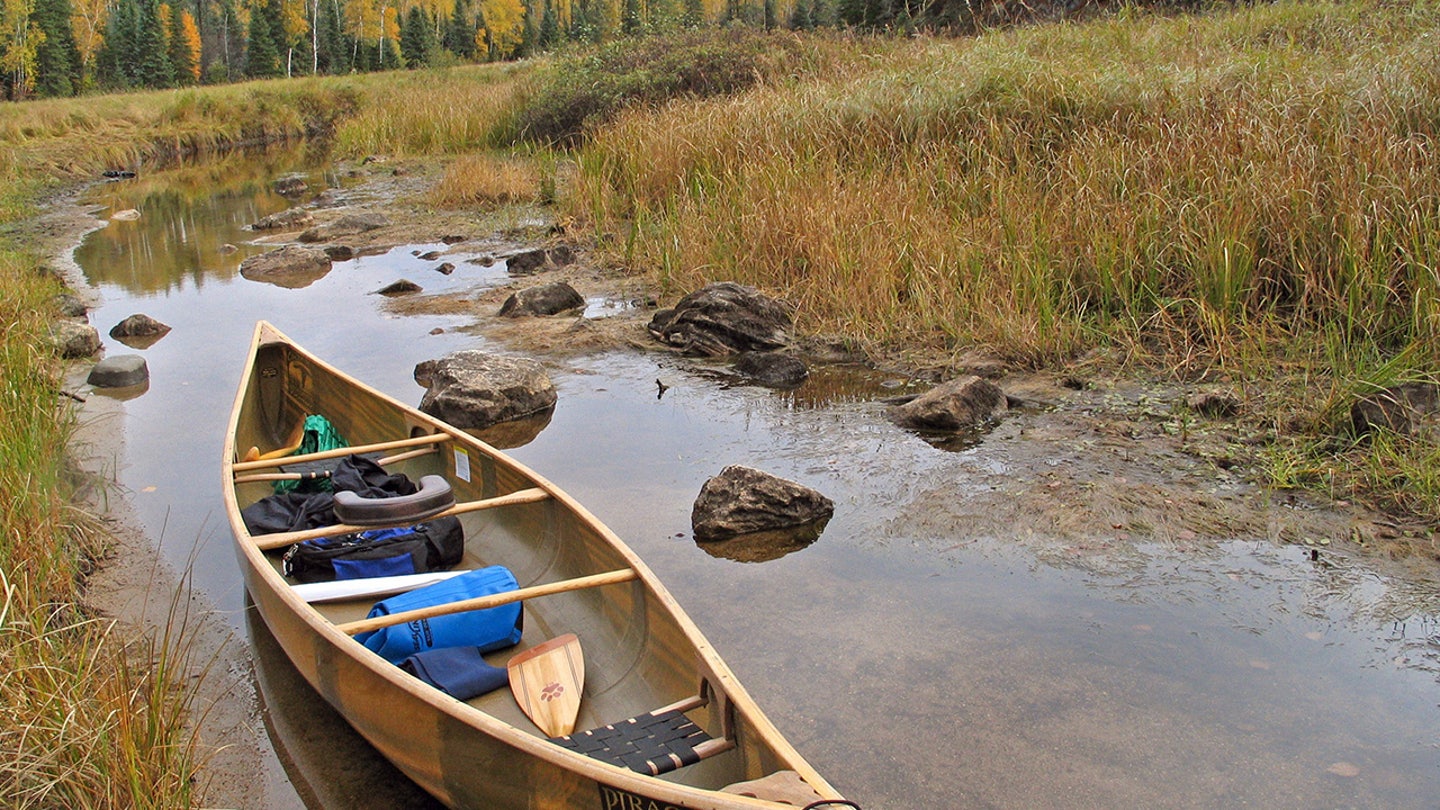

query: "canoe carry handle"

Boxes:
[334, 475, 456, 526]
[336, 569, 639, 636]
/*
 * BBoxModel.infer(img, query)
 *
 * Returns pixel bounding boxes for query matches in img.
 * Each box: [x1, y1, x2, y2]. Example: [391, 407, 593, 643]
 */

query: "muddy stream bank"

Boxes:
[49, 147, 1440, 809]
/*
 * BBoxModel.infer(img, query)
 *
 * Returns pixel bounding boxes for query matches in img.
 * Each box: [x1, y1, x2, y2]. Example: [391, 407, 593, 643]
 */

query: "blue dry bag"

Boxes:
[355, 566, 524, 664]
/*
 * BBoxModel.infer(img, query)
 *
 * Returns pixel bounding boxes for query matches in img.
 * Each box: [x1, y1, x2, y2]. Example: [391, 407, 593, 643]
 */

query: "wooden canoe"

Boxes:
[222, 322, 853, 810]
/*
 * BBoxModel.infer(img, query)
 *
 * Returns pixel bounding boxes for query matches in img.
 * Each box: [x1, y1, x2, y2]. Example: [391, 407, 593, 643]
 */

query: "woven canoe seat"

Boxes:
[551, 708, 721, 776]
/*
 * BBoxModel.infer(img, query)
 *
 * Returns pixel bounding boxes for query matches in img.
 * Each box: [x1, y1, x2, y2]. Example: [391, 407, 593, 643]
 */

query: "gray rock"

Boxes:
[298, 212, 390, 243]
[413, 351, 557, 429]
[109, 313, 171, 339]
[239, 246, 332, 289]
[1351, 382, 1440, 437]
[87, 354, 148, 388]
[251, 208, 315, 231]
[505, 249, 549, 276]
[49, 321, 100, 358]
[691, 465, 834, 542]
[890, 375, 1008, 431]
[323, 245, 355, 261]
[377, 279, 422, 295]
[54, 293, 87, 317]
[274, 175, 308, 196]
[648, 282, 792, 356]
[498, 281, 584, 318]
[734, 352, 808, 388]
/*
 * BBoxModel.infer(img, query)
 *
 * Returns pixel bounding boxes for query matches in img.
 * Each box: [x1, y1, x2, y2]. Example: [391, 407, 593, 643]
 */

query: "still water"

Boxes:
[69, 150, 1440, 809]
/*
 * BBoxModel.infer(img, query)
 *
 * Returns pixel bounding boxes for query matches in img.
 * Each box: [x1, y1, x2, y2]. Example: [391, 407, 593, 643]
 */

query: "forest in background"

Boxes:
[0, 0, 1108, 100]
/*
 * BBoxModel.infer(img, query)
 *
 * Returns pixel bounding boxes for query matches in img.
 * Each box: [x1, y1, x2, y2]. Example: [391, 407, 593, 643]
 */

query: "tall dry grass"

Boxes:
[0, 243, 200, 808]
[575, 1, 1440, 368]
[333, 63, 533, 156]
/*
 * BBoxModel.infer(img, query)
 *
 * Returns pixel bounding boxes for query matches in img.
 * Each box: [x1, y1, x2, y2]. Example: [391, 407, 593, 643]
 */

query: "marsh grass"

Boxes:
[0, 248, 202, 807]
[577, 2, 1440, 361]
[430, 152, 541, 207]
[333, 63, 530, 156]
[571, 4, 1440, 521]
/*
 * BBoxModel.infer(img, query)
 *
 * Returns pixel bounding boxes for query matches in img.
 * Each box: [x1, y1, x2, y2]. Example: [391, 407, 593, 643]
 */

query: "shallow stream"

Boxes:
[67, 150, 1440, 808]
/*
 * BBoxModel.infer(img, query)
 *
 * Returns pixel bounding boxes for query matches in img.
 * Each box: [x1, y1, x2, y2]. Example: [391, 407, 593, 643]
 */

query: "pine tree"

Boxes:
[168, 2, 201, 83]
[133, 0, 175, 86]
[32, 0, 81, 96]
[443, 0, 474, 58]
[316, 0, 346, 72]
[399, 4, 429, 66]
[245, 0, 280, 76]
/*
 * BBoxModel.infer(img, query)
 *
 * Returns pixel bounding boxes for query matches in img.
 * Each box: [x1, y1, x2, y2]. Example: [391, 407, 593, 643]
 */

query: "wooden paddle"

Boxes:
[242, 418, 306, 463]
[508, 634, 584, 737]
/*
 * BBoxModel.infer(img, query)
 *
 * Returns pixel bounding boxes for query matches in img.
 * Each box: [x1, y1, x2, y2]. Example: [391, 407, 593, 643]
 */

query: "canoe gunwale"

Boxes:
[221, 321, 843, 810]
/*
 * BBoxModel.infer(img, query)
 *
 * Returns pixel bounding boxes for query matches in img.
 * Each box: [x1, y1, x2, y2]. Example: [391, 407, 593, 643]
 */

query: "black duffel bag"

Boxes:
[282, 516, 464, 583]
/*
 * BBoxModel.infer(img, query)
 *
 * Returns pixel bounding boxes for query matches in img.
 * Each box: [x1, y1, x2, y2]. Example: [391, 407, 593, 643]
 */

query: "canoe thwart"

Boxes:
[252, 487, 552, 550]
[233, 446, 438, 485]
[335, 568, 639, 636]
[233, 432, 453, 473]
[334, 474, 456, 526]
[551, 701, 735, 777]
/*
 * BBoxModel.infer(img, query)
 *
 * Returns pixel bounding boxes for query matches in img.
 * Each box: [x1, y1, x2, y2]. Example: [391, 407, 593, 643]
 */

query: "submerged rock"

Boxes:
[691, 465, 834, 542]
[413, 351, 557, 429]
[734, 352, 808, 388]
[109, 313, 171, 339]
[890, 375, 1007, 432]
[240, 246, 332, 289]
[109, 314, 171, 348]
[377, 279, 422, 296]
[648, 282, 793, 357]
[498, 281, 584, 318]
[87, 354, 149, 388]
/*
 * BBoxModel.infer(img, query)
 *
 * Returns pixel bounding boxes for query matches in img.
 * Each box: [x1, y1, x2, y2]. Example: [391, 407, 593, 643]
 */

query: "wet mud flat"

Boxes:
[46, 150, 1440, 809]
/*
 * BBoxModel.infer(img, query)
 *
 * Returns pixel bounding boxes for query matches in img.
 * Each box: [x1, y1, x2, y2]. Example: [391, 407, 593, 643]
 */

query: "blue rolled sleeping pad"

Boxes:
[355, 565, 523, 664]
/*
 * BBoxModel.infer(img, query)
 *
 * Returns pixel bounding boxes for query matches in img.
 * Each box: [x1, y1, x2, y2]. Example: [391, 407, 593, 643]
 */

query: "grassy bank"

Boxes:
[564, 4, 1440, 527]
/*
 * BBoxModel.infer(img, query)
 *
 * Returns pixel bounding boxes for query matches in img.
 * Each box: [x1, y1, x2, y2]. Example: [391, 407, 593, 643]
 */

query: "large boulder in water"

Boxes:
[413, 351, 557, 429]
[691, 465, 834, 542]
[240, 245, 332, 288]
[648, 282, 792, 356]
[890, 375, 1008, 432]
[499, 281, 585, 318]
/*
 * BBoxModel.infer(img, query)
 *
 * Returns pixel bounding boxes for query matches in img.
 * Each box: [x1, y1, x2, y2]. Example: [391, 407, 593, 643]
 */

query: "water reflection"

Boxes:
[76, 144, 338, 295]
[247, 599, 444, 810]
